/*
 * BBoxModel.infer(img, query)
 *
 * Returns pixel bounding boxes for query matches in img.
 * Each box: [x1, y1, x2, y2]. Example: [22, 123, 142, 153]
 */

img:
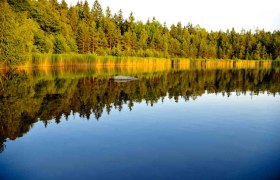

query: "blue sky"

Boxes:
[64, 0, 280, 31]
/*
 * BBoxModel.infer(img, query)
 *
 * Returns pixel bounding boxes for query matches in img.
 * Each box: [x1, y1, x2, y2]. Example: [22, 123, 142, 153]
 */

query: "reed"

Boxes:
[175, 59, 273, 69]
[2, 54, 277, 72]
[24, 54, 170, 68]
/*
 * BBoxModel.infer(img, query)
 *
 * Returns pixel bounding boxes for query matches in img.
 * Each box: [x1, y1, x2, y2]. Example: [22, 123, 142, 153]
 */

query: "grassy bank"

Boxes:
[0, 54, 278, 71]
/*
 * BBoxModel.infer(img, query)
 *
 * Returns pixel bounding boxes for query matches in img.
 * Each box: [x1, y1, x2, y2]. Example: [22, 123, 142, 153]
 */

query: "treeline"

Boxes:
[1, 0, 280, 65]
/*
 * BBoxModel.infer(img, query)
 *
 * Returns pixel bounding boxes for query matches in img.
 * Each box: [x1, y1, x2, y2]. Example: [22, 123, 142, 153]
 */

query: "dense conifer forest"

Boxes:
[0, 0, 280, 65]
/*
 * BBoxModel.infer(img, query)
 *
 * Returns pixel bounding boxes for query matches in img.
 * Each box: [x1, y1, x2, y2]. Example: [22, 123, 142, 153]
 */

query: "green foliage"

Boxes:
[29, 1, 61, 33]
[0, 2, 34, 66]
[1, 0, 280, 66]
[7, 0, 30, 12]
[66, 36, 78, 53]
[34, 30, 51, 53]
[53, 35, 70, 54]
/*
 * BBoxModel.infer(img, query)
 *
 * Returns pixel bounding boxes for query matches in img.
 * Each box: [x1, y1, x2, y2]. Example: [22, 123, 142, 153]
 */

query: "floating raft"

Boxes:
[111, 76, 138, 82]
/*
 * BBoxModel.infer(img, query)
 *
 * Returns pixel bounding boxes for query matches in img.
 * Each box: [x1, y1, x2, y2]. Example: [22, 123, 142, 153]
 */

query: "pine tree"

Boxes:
[92, 0, 103, 29]
[76, 20, 90, 53]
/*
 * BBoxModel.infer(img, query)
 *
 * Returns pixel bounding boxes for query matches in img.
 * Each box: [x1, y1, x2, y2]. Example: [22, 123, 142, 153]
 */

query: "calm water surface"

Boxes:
[0, 67, 280, 179]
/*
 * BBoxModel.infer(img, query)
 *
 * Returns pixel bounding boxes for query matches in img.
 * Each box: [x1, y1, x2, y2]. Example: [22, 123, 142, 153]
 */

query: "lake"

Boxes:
[0, 65, 280, 179]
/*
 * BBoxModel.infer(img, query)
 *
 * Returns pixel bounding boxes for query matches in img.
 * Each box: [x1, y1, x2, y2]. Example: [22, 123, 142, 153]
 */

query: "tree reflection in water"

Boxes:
[0, 66, 280, 153]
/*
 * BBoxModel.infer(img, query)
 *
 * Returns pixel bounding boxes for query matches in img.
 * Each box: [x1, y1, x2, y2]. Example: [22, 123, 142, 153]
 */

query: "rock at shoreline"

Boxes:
[111, 76, 138, 82]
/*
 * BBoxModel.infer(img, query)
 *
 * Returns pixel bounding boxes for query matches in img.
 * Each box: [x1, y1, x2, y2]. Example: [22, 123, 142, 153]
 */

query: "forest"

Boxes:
[1, 0, 280, 66]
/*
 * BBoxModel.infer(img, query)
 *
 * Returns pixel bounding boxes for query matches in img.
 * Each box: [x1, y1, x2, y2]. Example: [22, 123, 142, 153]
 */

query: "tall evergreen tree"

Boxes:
[92, 0, 103, 28]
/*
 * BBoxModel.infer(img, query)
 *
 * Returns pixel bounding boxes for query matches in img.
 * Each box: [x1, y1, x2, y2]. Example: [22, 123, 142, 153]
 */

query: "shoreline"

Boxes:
[1, 55, 279, 70]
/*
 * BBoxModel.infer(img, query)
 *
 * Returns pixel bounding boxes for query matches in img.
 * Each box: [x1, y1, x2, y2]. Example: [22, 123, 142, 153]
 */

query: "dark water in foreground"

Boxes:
[0, 68, 280, 179]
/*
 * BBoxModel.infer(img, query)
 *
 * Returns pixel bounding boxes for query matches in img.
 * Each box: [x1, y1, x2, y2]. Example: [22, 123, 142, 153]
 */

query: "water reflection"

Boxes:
[0, 67, 280, 153]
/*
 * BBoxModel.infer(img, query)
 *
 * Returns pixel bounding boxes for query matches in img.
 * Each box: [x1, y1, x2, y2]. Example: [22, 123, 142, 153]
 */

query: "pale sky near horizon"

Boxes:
[64, 0, 280, 31]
